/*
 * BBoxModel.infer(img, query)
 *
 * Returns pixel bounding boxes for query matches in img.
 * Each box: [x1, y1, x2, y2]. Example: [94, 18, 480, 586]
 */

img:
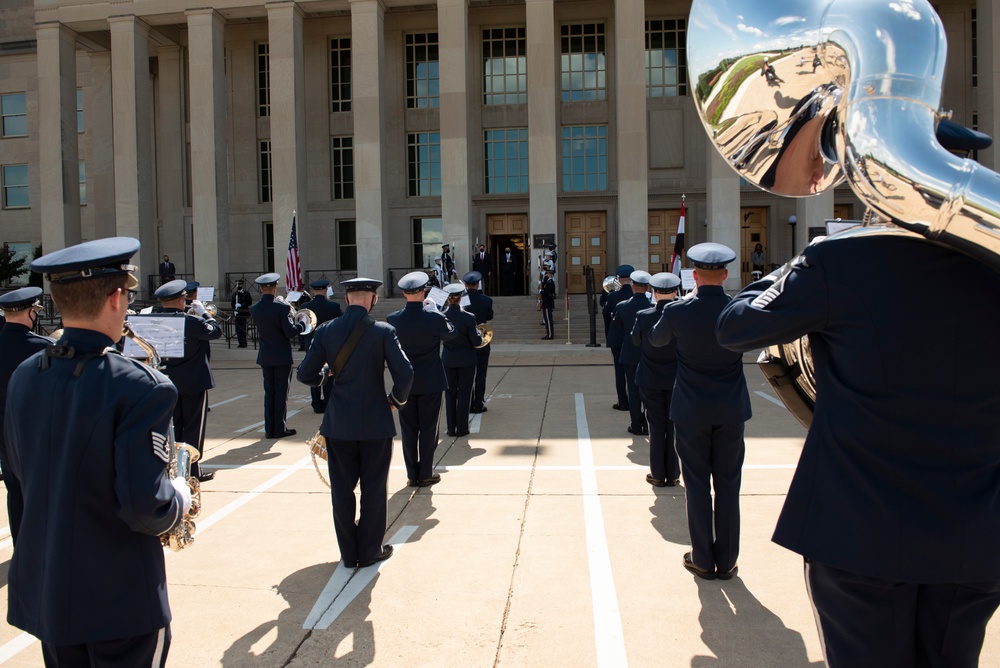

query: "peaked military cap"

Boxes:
[615, 264, 635, 278]
[398, 271, 430, 292]
[184, 281, 200, 295]
[630, 270, 652, 285]
[442, 244, 451, 249]
[255, 273, 281, 286]
[444, 283, 466, 296]
[155, 279, 189, 301]
[687, 242, 737, 269]
[650, 272, 681, 292]
[0, 286, 43, 312]
[463, 271, 482, 285]
[310, 278, 330, 289]
[32, 237, 140, 288]
[341, 277, 382, 292]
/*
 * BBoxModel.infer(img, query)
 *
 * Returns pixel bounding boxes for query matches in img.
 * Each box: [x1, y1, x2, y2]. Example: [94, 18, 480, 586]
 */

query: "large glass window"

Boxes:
[263, 222, 275, 273]
[646, 19, 688, 97]
[406, 33, 439, 108]
[562, 125, 607, 192]
[257, 43, 270, 117]
[331, 136, 354, 200]
[560, 24, 606, 102]
[483, 27, 527, 105]
[77, 88, 84, 133]
[338, 219, 357, 270]
[2, 164, 29, 208]
[1, 93, 27, 137]
[330, 37, 352, 112]
[412, 217, 443, 268]
[259, 140, 272, 203]
[484, 128, 528, 194]
[407, 132, 441, 197]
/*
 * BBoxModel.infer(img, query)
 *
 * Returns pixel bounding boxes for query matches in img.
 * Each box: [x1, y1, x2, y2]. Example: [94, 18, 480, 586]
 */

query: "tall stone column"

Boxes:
[36, 21, 81, 254]
[154, 46, 186, 276]
[266, 1, 308, 289]
[88, 51, 116, 240]
[705, 146, 741, 291]
[614, 0, 648, 267]
[438, 0, 471, 274]
[350, 0, 388, 286]
[527, 0, 557, 251]
[187, 9, 230, 291]
[979, 0, 1000, 169]
[109, 15, 156, 294]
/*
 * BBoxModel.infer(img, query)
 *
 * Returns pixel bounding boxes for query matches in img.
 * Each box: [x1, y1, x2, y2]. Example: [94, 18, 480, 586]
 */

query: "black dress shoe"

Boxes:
[447, 430, 457, 437]
[717, 565, 739, 581]
[646, 473, 667, 488]
[683, 552, 717, 580]
[274, 429, 297, 438]
[665, 479, 680, 487]
[417, 473, 441, 487]
[627, 425, 648, 435]
[612, 403, 629, 411]
[406, 479, 419, 487]
[196, 471, 216, 482]
[470, 406, 488, 413]
[454, 428, 471, 437]
[360, 544, 393, 567]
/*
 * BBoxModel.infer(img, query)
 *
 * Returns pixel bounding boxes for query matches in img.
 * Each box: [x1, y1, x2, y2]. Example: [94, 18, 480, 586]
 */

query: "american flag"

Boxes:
[286, 214, 303, 292]
[670, 198, 686, 275]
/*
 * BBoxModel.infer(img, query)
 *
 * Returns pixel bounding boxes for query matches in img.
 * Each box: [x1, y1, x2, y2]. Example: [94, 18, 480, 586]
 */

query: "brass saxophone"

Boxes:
[122, 321, 202, 551]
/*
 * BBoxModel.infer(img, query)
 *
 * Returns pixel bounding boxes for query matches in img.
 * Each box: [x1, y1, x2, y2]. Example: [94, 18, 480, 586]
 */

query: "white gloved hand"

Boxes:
[171, 476, 193, 515]
[189, 299, 208, 317]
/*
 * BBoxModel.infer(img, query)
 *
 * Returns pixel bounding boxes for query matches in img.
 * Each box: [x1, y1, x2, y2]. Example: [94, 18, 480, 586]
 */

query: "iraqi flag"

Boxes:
[670, 201, 685, 275]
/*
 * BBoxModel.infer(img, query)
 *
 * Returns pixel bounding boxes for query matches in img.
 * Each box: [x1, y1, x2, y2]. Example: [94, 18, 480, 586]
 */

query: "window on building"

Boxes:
[646, 19, 688, 97]
[257, 43, 270, 117]
[79, 161, 86, 206]
[331, 136, 354, 200]
[560, 23, 606, 102]
[259, 140, 272, 204]
[330, 37, 352, 112]
[412, 217, 443, 268]
[407, 132, 441, 197]
[2, 164, 29, 208]
[1, 93, 27, 137]
[484, 128, 528, 194]
[77, 88, 84, 132]
[483, 27, 527, 105]
[338, 219, 357, 270]
[562, 125, 607, 191]
[406, 33, 440, 108]
[263, 221, 275, 273]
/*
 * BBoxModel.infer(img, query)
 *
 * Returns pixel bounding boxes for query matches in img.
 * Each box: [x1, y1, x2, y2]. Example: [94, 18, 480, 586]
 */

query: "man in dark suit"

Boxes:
[613, 269, 653, 435]
[717, 232, 1000, 666]
[631, 272, 680, 487]
[500, 246, 518, 295]
[649, 243, 750, 582]
[231, 279, 253, 348]
[297, 278, 413, 569]
[441, 243, 456, 282]
[463, 271, 494, 413]
[386, 272, 456, 486]
[159, 254, 176, 284]
[154, 279, 223, 482]
[0, 287, 54, 538]
[471, 245, 492, 294]
[602, 264, 634, 411]
[301, 278, 343, 413]
[6, 237, 189, 666]
[441, 283, 483, 436]
[250, 273, 307, 438]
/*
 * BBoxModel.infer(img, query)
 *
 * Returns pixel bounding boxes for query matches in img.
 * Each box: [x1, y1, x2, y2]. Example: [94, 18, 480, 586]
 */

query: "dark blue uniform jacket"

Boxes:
[386, 302, 455, 394]
[649, 285, 751, 424]
[251, 294, 304, 366]
[304, 294, 343, 325]
[631, 300, 677, 390]
[614, 292, 652, 364]
[297, 305, 413, 440]
[465, 290, 494, 325]
[4, 328, 183, 645]
[717, 234, 1000, 583]
[442, 305, 483, 367]
[158, 308, 222, 394]
[602, 284, 632, 340]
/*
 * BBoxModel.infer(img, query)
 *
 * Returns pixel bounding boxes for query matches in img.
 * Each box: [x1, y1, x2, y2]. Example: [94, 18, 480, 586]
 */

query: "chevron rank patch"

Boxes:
[151, 431, 170, 463]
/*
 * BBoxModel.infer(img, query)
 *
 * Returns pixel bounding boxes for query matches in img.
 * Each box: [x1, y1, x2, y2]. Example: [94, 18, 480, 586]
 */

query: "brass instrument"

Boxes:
[602, 276, 621, 293]
[474, 323, 494, 348]
[293, 307, 317, 335]
[122, 321, 202, 550]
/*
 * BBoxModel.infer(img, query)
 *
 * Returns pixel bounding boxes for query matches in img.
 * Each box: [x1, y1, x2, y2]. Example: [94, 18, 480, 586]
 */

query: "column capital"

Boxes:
[185, 7, 226, 21]
[265, 0, 305, 19]
[348, 0, 386, 15]
[107, 14, 150, 34]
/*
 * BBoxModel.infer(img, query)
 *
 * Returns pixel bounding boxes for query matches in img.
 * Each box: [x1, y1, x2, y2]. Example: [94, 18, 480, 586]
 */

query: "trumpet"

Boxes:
[292, 307, 317, 334]
[187, 301, 219, 318]
[475, 323, 494, 348]
[602, 276, 621, 293]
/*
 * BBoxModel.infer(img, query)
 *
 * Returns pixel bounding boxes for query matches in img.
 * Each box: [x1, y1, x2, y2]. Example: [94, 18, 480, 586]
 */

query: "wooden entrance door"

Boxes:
[565, 212, 607, 294]
[488, 214, 529, 295]
[648, 210, 683, 274]
[833, 204, 854, 222]
[740, 207, 768, 285]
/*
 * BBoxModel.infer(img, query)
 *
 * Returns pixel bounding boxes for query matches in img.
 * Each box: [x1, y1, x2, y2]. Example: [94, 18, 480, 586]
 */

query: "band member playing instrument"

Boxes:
[231, 278, 253, 348]
[441, 283, 483, 437]
[463, 271, 494, 412]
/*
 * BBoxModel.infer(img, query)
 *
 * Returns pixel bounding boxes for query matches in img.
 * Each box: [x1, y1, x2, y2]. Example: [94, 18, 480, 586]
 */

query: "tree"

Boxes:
[0, 243, 29, 286]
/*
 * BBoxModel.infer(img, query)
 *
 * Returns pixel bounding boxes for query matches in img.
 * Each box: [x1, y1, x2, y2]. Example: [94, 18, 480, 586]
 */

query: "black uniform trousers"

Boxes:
[310, 376, 334, 413]
[541, 306, 554, 338]
[173, 391, 208, 477]
[41, 626, 170, 668]
[624, 364, 645, 432]
[326, 437, 392, 566]
[805, 559, 1000, 668]
[234, 314, 249, 347]
[610, 347, 628, 406]
[639, 388, 679, 483]
[675, 421, 745, 573]
[472, 347, 490, 411]
[444, 366, 475, 433]
[261, 365, 292, 436]
[398, 392, 443, 481]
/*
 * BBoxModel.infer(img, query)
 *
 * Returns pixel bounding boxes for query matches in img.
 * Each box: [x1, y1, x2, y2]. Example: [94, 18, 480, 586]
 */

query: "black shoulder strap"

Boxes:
[331, 315, 375, 379]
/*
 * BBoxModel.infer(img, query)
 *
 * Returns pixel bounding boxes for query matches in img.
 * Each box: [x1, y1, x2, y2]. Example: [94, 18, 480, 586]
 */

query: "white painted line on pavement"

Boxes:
[0, 526, 9, 539]
[0, 538, 12, 551]
[575, 393, 628, 667]
[469, 394, 494, 434]
[302, 561, 356, 629]
[307, 525, 419, 630]
[209, 394, 248, 409]
[0, 632, 37, 663]
[754, 390, 785, 407]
